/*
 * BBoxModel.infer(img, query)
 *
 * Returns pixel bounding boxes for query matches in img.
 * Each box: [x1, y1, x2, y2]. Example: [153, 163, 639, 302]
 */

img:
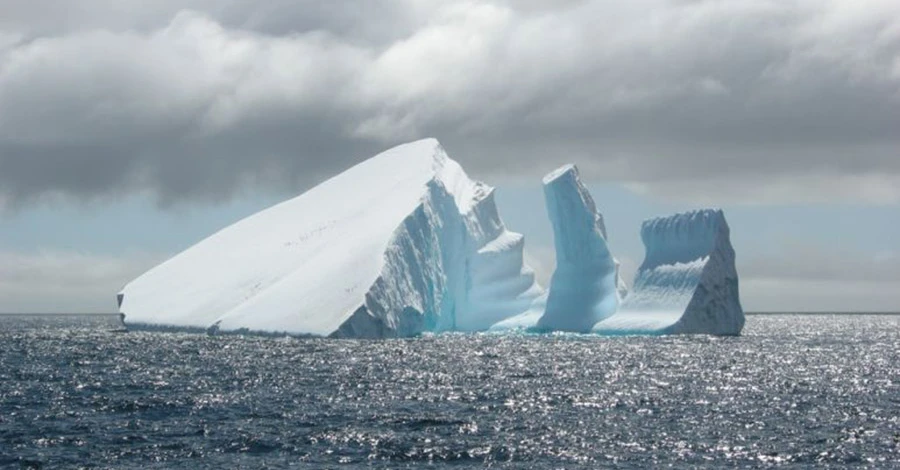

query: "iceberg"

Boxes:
[118, 139, 542, 338]
[537, 165, 622, 332]
[491, 164, 625, 332]
[593, 209, 744, 335]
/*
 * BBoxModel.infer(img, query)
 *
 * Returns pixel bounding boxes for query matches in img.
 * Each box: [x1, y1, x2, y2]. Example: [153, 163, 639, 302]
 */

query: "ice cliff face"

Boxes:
[593, 209, 744, 335]
[537, 165, 621, 332]
[118, 139, 542, 338]
[491, 165, 624, 332]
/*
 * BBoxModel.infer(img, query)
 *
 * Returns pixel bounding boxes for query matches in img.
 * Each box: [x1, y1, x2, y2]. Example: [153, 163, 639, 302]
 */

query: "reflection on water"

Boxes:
[1, 314, 898, 468]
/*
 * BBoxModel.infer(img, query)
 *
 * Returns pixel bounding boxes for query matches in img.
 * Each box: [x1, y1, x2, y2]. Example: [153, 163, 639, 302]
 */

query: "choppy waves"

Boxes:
[1, 314, 899, 468]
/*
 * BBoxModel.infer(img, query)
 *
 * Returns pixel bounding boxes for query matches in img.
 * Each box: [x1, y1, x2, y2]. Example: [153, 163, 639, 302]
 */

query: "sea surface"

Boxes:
[1, 314, 898, 469]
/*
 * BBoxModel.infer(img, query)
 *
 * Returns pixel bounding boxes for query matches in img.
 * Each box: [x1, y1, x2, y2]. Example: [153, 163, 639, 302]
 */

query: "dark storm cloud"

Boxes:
[1, 0, 899, 207]
[0, 0, 424, 41]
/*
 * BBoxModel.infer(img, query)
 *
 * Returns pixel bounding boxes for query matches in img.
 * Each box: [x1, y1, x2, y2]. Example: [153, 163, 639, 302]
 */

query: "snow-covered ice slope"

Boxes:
[491, 164, 624, 332]
[118, 139, 542, 338]
[593, 209, 744, 335]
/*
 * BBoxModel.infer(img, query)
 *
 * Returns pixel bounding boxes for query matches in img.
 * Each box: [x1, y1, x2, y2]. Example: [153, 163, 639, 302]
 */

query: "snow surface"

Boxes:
[118, 139, 542, 338]
[491, 165, 624, 332]
[593, 209, 744, 335]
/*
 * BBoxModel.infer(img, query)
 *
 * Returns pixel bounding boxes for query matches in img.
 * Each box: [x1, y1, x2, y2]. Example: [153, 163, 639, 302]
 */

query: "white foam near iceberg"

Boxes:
[593, 209, 744, 335]
[118, 139, 542, 338]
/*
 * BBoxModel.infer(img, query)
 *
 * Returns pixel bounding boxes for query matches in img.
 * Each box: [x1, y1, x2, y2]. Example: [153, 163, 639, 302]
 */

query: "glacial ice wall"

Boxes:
[593, 209, 744, 335]
[537, 165, 620, 332]
[118, 139, 542, 338]
[491, 164, 624, 332]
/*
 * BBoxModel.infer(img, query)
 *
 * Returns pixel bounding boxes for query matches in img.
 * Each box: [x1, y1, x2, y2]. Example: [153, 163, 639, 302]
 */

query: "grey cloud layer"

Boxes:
[1, 0, 899, 206]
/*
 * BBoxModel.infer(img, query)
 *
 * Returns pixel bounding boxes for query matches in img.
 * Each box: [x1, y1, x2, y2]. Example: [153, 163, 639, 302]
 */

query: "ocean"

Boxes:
[1, 314, 898, 469]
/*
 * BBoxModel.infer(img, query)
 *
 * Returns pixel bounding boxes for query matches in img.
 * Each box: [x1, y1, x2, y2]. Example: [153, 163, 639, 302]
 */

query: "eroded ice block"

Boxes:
[593, 209, 744, 335]
[492, 164, 623, 332]
[118, 139, 542, 338]
[537, 165, 621, 332]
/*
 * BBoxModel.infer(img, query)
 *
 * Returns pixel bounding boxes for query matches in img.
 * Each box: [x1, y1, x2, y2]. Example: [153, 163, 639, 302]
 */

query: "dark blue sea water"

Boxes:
[1, 314, 899, 469]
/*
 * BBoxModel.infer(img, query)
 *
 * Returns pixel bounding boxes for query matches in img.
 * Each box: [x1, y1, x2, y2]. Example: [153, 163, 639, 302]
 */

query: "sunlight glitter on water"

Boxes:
[0, 314, 898, 468]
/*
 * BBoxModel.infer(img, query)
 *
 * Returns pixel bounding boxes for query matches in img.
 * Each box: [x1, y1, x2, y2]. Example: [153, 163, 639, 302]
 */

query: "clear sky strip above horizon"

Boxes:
[1, 181, 898, 313]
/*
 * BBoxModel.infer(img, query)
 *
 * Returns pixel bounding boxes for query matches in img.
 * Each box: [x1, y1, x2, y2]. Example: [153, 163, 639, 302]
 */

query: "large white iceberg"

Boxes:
[491, 164, 625, 332]
[593, 209, 744, 335]
[118, 139, 542, 338]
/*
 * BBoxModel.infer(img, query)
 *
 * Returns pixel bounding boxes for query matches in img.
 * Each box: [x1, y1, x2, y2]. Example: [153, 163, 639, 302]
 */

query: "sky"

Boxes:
[0, 0, 898, 313]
